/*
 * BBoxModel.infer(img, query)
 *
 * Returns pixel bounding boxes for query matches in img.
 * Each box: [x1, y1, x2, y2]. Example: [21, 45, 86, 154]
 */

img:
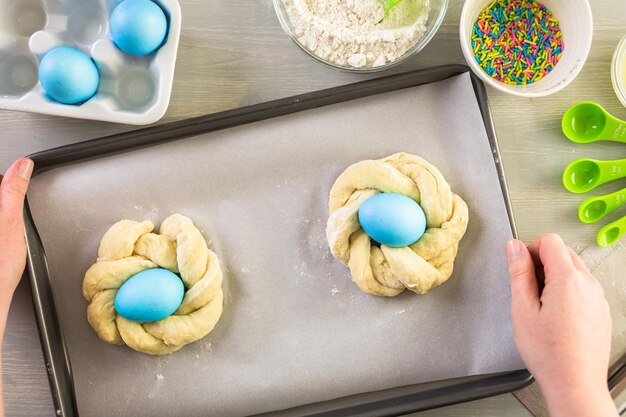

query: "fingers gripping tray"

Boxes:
[0, 0, 181, 124]
[25, 66, 531, 417]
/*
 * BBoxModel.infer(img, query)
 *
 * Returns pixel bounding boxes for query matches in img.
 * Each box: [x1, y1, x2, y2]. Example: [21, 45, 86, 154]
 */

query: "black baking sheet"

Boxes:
[24, 65, 531, 417]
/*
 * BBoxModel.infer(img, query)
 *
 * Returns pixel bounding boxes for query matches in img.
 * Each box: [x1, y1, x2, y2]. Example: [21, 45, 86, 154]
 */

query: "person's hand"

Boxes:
[0, 158, 33, 306]
[0, 158, 33, 417]
[506, 234, 618, 417]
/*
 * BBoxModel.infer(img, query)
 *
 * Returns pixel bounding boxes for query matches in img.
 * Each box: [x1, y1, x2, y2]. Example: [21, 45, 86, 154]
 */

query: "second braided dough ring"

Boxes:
[83, 213, 223, 355]
[326, 152, 469, 297]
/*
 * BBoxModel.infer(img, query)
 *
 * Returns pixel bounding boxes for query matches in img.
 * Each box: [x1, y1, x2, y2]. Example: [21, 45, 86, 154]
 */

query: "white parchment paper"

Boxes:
[28, 73, 524, 417]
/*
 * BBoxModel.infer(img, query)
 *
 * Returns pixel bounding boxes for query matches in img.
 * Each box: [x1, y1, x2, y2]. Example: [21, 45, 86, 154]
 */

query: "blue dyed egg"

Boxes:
[38, 47, 99, 104]
[110, 0, 168, 56]
[114, 268, 184, 322]
[358, 193, 427, 247]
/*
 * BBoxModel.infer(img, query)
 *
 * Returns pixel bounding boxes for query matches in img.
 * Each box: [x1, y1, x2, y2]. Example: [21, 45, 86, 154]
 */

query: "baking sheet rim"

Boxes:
[24, 64, 532, 417]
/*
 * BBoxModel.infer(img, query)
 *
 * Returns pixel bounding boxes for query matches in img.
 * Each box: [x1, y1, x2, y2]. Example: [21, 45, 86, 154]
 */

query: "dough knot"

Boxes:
[83, 214, 223, 355]
[326, 152, 469, 297]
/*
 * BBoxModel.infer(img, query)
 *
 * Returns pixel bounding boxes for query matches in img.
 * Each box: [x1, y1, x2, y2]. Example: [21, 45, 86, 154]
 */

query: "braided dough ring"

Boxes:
[326, 152, 469, 297]
[83, 214, 223, 355]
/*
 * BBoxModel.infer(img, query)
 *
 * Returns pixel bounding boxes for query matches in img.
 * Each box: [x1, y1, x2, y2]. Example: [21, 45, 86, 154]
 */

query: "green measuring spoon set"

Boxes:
[562, 102, 626, 246]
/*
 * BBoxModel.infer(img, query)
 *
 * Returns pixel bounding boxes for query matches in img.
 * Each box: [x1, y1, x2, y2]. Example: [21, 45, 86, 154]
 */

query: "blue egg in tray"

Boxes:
[0, 0, 181, 124]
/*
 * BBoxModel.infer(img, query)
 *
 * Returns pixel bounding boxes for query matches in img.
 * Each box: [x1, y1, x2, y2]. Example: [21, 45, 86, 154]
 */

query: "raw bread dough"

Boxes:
[83, 214, 224, 355]
[326, 152, 469, 297]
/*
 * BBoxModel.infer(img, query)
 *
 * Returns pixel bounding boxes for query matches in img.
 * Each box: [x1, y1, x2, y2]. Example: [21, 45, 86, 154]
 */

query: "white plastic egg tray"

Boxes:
[0, 0, 181, 125]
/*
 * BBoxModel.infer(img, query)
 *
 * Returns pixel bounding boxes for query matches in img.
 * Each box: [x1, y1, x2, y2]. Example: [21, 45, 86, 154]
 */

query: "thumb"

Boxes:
[506, 239, 540, 319]
[0, 158, 34, 219]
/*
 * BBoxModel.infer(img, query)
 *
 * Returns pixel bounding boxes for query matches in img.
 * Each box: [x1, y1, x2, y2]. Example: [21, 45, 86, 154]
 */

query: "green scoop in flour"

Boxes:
[381, 0, 406, 14]
[378, 0, 427, 25]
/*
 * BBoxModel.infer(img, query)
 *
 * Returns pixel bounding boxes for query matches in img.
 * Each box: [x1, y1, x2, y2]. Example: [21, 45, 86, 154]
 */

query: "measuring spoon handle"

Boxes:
[598, 187, 626, 211]
[601, 112, 626, 143]
[598, 215, 626, 247]
[606, 188, 626, 211]
[597, 159, 626, 185]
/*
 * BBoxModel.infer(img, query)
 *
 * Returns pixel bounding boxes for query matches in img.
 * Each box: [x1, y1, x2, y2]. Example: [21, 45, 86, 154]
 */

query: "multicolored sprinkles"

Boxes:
[471, 0, 564, 85]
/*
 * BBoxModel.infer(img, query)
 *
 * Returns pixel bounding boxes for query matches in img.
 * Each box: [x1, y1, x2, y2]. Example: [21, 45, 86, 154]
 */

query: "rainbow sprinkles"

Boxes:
[471, 0, 564, 85]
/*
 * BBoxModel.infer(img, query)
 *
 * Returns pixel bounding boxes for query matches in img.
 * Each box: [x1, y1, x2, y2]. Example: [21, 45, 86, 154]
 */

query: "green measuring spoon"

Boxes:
[563, 158, 626, 194]
[562, 102, 626, 144]
[597, 215, 626, 246]
[578, 187, 626, 223]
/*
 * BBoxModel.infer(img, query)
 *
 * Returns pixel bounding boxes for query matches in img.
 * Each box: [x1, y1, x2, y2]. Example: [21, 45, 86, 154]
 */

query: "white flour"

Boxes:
[282, 0, 430, 68]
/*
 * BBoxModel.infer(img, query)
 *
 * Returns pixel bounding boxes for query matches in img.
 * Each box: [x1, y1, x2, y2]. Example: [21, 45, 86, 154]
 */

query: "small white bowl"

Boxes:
[611, 34, 626, 108]
[459, 0, 593, 97]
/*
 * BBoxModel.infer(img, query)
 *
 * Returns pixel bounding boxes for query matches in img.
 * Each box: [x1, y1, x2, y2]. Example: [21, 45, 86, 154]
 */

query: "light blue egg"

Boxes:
[38, 46, 99, 105]
[114, 268, 184, 322]
[358, 193, 427, 247]
[110, 0, 168, 56]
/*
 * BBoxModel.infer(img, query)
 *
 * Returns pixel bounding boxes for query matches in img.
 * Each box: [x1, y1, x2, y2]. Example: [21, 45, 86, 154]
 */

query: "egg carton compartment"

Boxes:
[0, 0, 181, 125]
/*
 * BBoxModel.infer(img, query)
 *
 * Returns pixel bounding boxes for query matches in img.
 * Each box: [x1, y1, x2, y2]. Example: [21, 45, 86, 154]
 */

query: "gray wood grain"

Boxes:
[1, 0, 625, 415]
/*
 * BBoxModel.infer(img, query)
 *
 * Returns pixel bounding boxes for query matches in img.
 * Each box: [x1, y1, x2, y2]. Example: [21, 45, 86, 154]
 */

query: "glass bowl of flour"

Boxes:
[274, 0, 447, 72]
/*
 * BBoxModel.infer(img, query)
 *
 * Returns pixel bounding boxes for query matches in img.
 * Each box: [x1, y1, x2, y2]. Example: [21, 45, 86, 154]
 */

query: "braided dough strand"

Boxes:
[83, 214, 224, 355]
[327, 152, 469, 297]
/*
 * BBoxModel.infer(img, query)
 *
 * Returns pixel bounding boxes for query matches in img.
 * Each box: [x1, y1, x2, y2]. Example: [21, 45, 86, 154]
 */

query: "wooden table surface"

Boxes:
[1, 0, 625, 415]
